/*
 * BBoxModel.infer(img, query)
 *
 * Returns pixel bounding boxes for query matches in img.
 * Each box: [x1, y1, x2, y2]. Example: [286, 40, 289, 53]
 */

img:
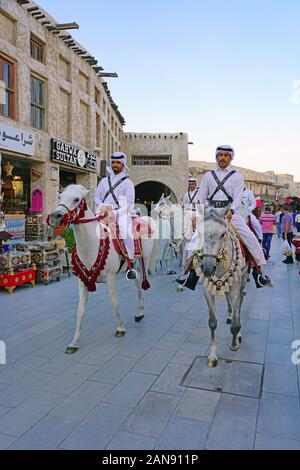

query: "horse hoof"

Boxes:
[115, 330, 126, 337]
[229, 342, 239, 352]
[226, 318, 232, 325]
[207, 357, 218, 368]
[65, 346, 78, 354]
[135, 315, 144, 323]
[176, 285, 184, 293]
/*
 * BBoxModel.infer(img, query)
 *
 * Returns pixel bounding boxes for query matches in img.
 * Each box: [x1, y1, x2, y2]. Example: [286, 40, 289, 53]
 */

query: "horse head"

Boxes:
[151, 194, 172, 219]
[48, 184, 89, 229]
[202, 206, 229, 277]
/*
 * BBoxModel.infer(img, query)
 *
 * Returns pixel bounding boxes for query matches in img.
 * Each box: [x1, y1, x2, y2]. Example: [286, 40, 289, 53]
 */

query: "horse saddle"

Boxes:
[110, 216, 154, 259]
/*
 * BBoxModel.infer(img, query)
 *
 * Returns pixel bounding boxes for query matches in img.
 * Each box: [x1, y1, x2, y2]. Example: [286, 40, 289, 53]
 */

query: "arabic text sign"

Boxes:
[0, 123, 35, 156]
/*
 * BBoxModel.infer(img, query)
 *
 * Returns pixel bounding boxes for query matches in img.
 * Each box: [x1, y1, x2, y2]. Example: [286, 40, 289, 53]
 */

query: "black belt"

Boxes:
[209, 200, 231, 208]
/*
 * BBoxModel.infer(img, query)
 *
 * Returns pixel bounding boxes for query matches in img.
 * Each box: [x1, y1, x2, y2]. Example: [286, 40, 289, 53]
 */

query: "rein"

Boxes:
[47, 199, 108, 229]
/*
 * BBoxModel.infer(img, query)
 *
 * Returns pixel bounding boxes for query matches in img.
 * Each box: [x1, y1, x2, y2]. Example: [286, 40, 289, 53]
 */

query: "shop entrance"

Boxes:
[60, 169, 77, 189]
[1, 155, 31, 214]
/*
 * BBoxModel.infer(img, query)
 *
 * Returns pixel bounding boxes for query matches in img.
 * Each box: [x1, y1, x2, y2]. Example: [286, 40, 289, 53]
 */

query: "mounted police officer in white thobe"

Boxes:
[239, 187, 263, 242]
[94, 151, 137, 280]
[182, 177, 200, 240]
[177, 145, 272, 289]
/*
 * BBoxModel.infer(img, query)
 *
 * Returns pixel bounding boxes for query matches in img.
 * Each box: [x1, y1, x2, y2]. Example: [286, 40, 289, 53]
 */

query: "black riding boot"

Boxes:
[252, 267, 271, 288]
[176, 269, 199, 291]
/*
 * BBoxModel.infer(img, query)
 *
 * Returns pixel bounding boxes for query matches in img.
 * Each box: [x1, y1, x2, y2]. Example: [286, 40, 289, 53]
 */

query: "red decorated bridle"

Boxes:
[47, 198, 107, 229]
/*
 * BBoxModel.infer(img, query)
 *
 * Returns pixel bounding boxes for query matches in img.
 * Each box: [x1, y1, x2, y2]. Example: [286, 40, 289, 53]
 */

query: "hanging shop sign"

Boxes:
[51, 138, 97, 172]
[0, 123, 35, 156]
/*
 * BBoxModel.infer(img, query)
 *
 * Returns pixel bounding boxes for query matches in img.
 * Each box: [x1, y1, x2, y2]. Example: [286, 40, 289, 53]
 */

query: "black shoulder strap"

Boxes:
[102, 175, 128, 207]
[209, 170, 236, 202]
[188, 189, 198, 204]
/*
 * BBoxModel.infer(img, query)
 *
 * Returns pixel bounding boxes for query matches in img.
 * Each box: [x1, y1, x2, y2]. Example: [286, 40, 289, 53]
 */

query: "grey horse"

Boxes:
[197, 207, 248, 367]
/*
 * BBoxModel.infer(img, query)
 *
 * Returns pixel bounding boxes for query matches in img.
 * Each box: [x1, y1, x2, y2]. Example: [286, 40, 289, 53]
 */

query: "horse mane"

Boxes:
[204, 207, 228, 226]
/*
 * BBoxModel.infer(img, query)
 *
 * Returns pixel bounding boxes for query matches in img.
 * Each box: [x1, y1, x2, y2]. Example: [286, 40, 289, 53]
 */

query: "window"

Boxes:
[30, 35, 45, 63]
[79, 71, 89, 94]
[132, 155, 172, 166]
[0, 55, 16, 119]
[102, 97, 107, 116]
[30, 75, 46, 130]
[95, 87, 100, 106]
[59, 55, 70, 82]
[96, 113, 100, 148]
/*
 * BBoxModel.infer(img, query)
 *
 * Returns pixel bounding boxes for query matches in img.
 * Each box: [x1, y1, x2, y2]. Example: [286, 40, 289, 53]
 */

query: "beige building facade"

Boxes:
[0, 0, 124, 221]
[123, 132, 189, 210]
[189, 161, 300, 202]
[0, 0, 190, 231]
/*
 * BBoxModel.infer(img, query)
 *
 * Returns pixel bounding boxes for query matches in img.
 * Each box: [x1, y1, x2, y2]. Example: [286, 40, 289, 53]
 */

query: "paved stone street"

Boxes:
[0, 237, 300, 450]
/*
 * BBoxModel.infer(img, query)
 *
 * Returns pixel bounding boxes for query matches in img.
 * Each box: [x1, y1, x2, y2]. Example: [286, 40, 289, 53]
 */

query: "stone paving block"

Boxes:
[50, 380, 113, 423]
[169, 318, 200, 335]
[205, 394, 258, 450]
[154, 332, 189, 351]
[89, 355, 138, 385]
[123, 391, 179, 438]
[265, 343, 294, 366]
[26, 318, 64, 335]
[151, 363, 188, 396]
[183, 356, 263, 398]
[103, 372, 156, 408]
[263, 364, 298, 396]
[268, 327, 295, 345]
[133, 349, 175, 375]
[243, 308, 270, 321]
[175, 388, 220, 422]
[269, 315, 293, 329]
[107, 431, 156, 450]
[0, 355, 49, 385]
[242, 319, 269, 335]
[9, 415, 75, 450]
[0, 370, 55, 407]
[171, 342, 209, 365]
[40, 363, 98, 395]
[0, 433, 17, 450]
[0, 390, 64, 437]
[155, 416, 209, 450]
[257, 392, 300, 440]
[5, 332, 37, 350]
[60, 402, 131, 449]
[213, 339, 265, 364]
[255, 433, 300, 450]
[0, 404, 11, 419]
[118, 337, 159, 358]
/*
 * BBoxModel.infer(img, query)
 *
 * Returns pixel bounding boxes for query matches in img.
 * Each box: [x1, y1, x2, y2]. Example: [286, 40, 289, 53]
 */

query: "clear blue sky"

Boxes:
[38, 0, 300, 179]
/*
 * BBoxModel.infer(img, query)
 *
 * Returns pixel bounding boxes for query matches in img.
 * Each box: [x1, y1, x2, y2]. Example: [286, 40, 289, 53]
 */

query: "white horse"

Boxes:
[152, 195, 197, 273]
[195, 207, 248, 367]
[151, 196, 178, 274]
[49, 184, 158, 353]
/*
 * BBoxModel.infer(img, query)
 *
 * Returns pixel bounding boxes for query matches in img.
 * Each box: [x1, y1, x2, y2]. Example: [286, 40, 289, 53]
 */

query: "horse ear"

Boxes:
[77, 185, 89, 199]
[219, 206, 230, 219]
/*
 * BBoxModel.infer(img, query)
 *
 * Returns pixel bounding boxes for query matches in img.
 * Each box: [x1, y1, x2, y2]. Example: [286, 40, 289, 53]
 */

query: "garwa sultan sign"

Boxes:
[51, 138, 97, 172]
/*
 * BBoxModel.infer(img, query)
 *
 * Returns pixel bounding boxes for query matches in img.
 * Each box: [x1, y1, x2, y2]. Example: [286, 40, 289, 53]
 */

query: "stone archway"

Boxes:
[135, 180, 177, 214]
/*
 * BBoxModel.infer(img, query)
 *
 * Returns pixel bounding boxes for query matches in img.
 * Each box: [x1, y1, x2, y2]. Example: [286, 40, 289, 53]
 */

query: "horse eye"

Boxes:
[74, 197, 80, 203]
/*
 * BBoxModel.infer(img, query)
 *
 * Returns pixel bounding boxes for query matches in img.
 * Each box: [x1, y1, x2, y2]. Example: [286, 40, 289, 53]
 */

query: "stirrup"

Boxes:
[126, 268, 137, 280]
[176, 270, 199, 291]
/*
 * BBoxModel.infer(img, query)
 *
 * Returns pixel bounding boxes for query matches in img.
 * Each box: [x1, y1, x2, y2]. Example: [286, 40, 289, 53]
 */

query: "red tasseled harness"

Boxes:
[47, 200, 152, 292]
